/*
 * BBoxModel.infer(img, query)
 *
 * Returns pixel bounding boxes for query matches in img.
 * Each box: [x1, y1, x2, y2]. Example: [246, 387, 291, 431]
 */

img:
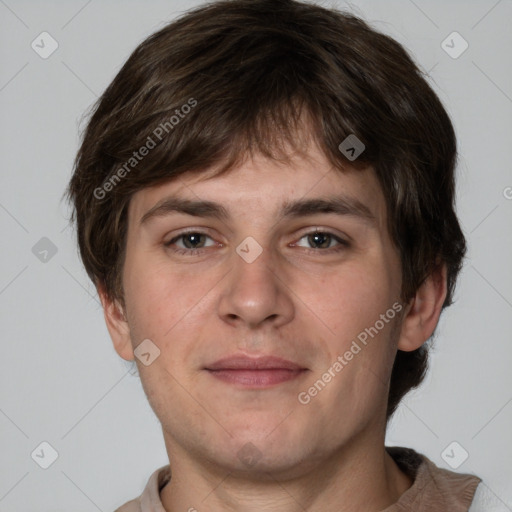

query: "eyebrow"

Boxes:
[140, 195, 376, 226]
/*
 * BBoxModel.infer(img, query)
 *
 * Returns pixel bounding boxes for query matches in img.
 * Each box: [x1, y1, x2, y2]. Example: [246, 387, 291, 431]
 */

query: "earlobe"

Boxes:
[97, 283, 134, 361]
[397, 263, 448, 352]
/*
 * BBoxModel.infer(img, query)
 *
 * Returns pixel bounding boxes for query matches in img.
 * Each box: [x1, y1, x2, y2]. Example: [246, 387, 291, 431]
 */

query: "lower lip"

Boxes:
[206, 369, 307, 387]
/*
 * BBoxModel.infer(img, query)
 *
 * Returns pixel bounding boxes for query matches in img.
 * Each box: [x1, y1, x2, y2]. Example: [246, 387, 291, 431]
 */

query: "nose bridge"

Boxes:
[217, 238, 294, 328]
[234, 238, 275, 290]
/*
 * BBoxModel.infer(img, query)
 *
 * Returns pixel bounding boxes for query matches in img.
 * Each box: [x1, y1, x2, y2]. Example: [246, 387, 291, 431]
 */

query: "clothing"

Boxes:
[114, 447, 489, 511]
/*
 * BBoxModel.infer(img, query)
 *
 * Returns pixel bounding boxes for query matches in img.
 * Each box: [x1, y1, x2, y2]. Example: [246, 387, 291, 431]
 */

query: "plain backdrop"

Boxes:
[0, 0, 511, 510]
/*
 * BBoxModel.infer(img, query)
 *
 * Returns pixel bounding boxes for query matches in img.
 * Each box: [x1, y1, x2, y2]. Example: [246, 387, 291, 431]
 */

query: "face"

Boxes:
[115, 142, 405, 477]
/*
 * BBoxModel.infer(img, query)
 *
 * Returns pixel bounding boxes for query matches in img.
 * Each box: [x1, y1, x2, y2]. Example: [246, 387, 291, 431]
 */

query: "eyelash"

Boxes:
[164, 229, 349, 256]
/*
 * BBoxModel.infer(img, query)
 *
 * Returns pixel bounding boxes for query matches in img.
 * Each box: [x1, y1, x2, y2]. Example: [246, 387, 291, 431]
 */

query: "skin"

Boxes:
[99, 140, 447, 511]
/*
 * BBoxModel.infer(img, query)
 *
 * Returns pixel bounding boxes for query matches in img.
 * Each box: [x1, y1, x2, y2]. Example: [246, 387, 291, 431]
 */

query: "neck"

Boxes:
[160, 433, 412, 512]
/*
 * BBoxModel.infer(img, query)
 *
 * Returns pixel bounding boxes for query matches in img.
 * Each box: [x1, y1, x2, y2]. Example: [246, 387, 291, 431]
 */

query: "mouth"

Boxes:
[204, 355, 309, 388]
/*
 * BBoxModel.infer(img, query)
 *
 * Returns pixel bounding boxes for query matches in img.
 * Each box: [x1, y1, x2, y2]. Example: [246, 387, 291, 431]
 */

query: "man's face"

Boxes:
[118, 142, 404, 476]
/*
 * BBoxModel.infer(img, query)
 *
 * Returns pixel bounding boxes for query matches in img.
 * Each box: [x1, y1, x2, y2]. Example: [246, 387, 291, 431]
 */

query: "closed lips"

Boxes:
[205, 356, 307, 371]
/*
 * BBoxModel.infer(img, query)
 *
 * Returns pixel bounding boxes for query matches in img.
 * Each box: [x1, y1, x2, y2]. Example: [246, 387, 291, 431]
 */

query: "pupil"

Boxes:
[310, 232, 330, 248]
[184, 233, 203, 248]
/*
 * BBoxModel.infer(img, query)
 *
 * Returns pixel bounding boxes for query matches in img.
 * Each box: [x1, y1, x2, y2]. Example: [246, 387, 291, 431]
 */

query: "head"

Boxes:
[66, 0, 466, 474]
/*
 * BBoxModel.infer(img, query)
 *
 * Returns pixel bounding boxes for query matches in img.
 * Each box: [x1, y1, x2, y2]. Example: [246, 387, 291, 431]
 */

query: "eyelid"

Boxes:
[292, 226, 350, 243]
[164, 228, 218, 246]
[164, 226, 347, 241]
[164, 226, 216, 240]
[291, 228, 349, 250]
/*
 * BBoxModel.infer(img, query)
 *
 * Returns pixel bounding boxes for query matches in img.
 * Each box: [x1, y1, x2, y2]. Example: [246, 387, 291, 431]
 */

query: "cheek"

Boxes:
[123, 255, 220, 343]
[122, 260, 215, 417]
[294, 257, 402, 401]
[299, 261, 395, 343]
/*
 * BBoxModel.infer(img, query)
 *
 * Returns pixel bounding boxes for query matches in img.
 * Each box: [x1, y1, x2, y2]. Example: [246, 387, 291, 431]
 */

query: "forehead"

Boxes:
[127, 144, 387, 231]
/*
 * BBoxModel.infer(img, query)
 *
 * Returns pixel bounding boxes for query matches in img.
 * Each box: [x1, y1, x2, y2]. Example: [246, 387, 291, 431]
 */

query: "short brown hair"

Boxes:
[65, 0, 466, 419]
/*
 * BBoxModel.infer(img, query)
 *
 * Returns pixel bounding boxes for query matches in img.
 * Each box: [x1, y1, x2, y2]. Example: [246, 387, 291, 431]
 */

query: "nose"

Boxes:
[217, 241, 295, 330]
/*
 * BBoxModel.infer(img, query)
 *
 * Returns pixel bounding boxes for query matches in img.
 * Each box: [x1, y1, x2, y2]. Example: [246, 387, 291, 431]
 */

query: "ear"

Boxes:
[397, 263, 448, 352]
[97, 283, 134, 361]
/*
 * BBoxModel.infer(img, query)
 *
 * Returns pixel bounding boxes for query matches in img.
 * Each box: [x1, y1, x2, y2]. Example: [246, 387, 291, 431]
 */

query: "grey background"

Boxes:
[0, 0, 511, 510]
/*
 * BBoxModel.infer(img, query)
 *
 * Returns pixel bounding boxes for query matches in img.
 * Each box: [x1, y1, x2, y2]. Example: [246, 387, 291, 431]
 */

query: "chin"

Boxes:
[211, 422, 315, 475]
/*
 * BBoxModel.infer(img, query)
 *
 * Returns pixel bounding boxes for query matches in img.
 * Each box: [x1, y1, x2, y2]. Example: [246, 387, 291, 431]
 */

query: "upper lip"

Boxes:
[205, 355, 306, 371]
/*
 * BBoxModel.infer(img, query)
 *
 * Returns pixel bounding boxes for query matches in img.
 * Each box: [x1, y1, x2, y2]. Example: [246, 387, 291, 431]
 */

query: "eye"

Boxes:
[165, 231, 217, 255]
[293, 230, 349, 253]
[164, 229, 348, 257]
